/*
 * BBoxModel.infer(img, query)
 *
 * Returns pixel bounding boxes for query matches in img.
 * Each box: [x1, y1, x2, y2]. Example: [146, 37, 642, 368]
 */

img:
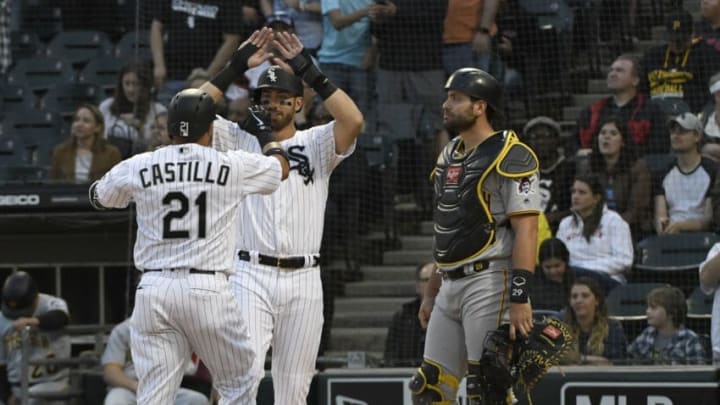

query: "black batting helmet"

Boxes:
[445, 68, 504, 116]
[1, 271, 38, 320]
[253, 66, 304, 103]
[168, 88, 216, 140]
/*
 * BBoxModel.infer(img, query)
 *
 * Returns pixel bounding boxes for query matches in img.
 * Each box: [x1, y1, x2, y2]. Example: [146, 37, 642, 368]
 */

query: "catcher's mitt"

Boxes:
[478, 317, 573, 404]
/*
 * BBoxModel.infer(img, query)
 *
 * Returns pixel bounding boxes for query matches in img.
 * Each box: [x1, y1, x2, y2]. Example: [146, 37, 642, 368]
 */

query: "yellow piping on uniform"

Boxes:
[436, 131, 509, 268]
[497, 269, 508, 327]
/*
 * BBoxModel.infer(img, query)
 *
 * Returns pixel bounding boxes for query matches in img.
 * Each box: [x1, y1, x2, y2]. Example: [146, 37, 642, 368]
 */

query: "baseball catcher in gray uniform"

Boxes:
[409, 68, 542, 405]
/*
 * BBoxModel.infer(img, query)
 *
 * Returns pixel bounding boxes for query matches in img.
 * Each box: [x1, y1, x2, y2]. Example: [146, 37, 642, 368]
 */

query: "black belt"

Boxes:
[238, 250, 319, 269]
[441, 260, 490, 280]
[143, 268, 217, 275]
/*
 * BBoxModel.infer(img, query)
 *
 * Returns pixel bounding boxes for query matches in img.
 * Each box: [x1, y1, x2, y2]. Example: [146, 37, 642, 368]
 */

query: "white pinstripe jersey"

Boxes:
[93, 143, 282, 271]
[213, 117, 354, 255]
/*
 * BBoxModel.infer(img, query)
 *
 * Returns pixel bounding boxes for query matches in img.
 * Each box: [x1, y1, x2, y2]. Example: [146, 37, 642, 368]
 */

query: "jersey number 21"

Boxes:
[162, 191, 207, 239]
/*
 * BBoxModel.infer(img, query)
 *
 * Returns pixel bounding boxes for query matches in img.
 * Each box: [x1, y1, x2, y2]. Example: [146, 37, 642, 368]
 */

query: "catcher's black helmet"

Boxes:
[1, 271, 38, 320]
[253, 66, 304, 103]
[445, 68, 504, 116]
[168, 88, 216, 140]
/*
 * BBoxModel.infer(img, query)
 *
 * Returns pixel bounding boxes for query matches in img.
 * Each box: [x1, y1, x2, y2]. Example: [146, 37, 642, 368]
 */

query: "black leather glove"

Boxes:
[286, 49, 337, 99]
[242, 105, 274, 148]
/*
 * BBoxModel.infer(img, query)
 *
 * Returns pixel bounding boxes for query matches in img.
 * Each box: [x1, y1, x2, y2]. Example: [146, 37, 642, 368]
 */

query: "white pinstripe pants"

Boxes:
[230, 261, 324, 405]
[131, 271, 258, 405]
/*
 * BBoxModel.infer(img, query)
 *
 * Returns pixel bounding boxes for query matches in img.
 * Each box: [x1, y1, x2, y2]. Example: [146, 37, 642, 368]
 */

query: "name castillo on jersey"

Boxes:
[139, 161, 231, 188]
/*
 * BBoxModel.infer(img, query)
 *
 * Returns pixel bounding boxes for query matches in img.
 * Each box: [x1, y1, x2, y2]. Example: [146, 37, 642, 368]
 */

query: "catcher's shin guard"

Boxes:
[409, 359, 459, 405]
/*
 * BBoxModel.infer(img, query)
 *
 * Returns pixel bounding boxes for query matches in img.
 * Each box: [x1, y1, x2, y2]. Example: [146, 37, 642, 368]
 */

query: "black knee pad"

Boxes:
[409, 360, 456, 405]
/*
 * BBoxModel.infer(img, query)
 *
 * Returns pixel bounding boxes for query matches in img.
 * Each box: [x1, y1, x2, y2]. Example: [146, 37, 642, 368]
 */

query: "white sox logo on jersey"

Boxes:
[288, 145, 314, 184]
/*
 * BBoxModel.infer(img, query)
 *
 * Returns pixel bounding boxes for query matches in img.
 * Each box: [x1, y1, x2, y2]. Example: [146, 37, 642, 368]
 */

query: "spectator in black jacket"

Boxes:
[577, 54, 668, 156]
[383, 262, 434, 367]
[640, 10, 720, 114]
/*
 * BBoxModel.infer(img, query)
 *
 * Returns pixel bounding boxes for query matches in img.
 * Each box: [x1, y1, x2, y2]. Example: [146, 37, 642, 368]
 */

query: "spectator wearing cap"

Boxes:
[640, 9, 720, 114]
[577, 54, 668, 156]
[581, 116, 652, 240]
[699, 72, 720, 161]
[261, 0, 323, 55]
[0, 272, 72, 404]
[523, 116, 576, 232]
[697, 0, 720, 52]
[655, 112, 719, 234]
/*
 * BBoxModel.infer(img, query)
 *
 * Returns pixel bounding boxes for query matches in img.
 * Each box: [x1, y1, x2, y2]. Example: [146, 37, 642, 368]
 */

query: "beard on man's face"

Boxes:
[443, 111, 477, 134]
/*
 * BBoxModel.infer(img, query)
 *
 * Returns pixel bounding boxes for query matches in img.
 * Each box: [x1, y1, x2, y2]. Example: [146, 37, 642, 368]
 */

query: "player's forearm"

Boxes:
[424, 269, 442, 299]
[150, 20, 165, 70]
[104, 366, 138, 392]
[259, 0, 273, 17]
[207, 34, 241, 76]
[323, 90, 364, 153]
[510, 214, 538, 272]
[700, 252, 720, 289]
[479, 0, 499, 30]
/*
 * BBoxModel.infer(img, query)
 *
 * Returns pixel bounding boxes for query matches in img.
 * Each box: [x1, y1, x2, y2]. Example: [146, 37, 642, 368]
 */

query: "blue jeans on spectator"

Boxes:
[572, 266, 622, 295]
[319, 63, 370, 117]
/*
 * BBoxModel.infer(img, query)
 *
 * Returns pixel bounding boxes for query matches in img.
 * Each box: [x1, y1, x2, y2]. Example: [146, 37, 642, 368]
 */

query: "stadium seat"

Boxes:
[0, 84, 36, 114]
[643, 153, 675, 181]
[10, 31, 45, 61]
[41, 83, 103, 118]
[78, 56, 124, 96]
[2, 111, 63, 166]
[46, 30, 114, 69]
[115, 30, 152, 63]
[6, 56, 75, 93]
[606, 282, 666, 321]
[357, 133, 398, 245]
[635, 233, 720, 272]
[686, 286, 713, 336]
[20, 2, 63, 42]
[607, 282, 667, 340]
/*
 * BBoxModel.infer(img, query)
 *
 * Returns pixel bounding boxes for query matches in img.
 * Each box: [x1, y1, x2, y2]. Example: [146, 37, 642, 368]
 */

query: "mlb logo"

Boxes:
[445, 166, 462, 184]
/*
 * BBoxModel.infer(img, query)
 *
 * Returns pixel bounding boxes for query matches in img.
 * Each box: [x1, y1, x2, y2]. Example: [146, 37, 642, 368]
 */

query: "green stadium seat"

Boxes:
[0, 84, 36, 114]
[635, 233, 720, 272]
[10, 31, 45, 61]
[6, 56, 75, 93]
[78, 56, 124, 96]
[41, 83, 103, 118]
[607, 282, 667, 340]
[46, 30, 114, 69]
[115, 30, 152, 63]
[21, 3, 63, 42]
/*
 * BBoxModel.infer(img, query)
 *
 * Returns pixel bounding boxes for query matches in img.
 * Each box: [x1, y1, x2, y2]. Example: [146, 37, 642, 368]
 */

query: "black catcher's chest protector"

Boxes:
[432, 133, 506, 265]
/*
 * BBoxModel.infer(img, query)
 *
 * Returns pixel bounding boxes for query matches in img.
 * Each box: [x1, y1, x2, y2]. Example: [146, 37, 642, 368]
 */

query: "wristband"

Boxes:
[209, 66, 236, 92]
[509, 268, 533, 303]
[263, 146, 289, 163]
[262, 141, 283, 154]
[287, 49, 339, 100]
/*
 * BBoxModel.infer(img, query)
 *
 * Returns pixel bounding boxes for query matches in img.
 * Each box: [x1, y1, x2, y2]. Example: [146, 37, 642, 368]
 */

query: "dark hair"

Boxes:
[110, 63, 153, 122]
[537, 238, 575, 294]
[589, 116, 637, 174]
[538, 237, 570, 264]
[572, 173, 605, 242]
[647, 286, 687, 327]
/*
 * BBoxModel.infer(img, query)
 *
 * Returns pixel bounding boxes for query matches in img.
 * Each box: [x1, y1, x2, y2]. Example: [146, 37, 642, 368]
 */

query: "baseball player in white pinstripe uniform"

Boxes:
[200, 31, 364, 404]
[89, 29, 291, 405]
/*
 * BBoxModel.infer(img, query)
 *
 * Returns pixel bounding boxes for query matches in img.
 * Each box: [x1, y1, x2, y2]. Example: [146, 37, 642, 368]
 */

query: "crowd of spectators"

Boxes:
[2, 0, 720, 370]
